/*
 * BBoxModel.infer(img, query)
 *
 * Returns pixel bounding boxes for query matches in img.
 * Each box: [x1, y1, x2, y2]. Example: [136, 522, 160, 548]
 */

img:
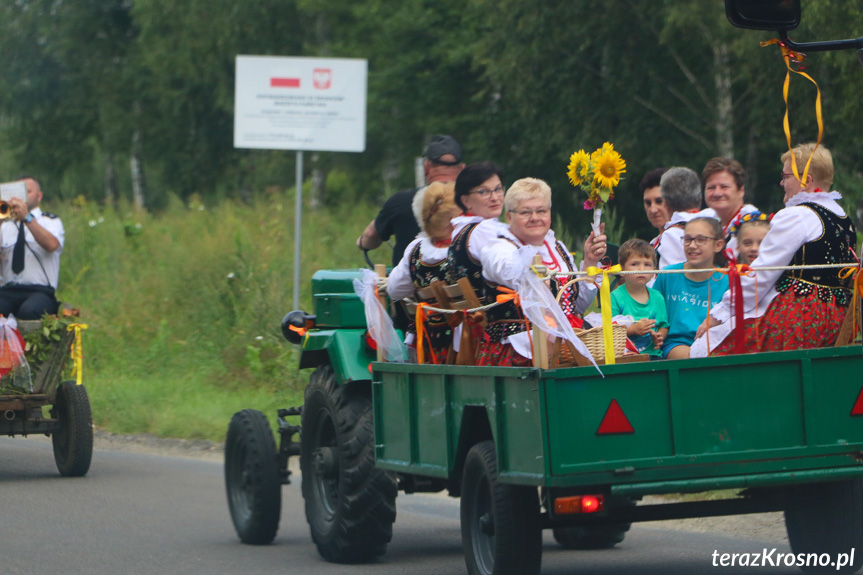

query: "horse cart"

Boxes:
[0, 316, 93, 477]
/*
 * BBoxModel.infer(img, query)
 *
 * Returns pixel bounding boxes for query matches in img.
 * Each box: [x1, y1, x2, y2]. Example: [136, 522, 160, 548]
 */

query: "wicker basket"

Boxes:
[553, 276, 627, 364]
[556, 324, 628, 365]
[578, 324, 627, 356]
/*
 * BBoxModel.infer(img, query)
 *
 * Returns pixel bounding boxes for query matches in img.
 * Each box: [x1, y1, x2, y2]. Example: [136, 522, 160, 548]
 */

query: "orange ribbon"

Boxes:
[761, 38, 823, 186]
[414, 303, 437, 365]
[496, 287, 521, 307]
[288, 324, 307, 336]
[496, 286, 533, 361]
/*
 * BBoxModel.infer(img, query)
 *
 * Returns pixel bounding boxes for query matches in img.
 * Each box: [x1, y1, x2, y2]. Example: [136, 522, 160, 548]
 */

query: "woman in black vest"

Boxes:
[445, 163, 509, 359]
[386, 182, 461, 363]
[694, 143, 858, 355]
[478, 178, 606, 367]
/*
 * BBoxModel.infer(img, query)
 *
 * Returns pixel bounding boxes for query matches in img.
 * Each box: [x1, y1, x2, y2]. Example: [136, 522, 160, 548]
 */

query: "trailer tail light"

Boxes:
[554, 495, 605, 515]
[363, 330, 378, 352]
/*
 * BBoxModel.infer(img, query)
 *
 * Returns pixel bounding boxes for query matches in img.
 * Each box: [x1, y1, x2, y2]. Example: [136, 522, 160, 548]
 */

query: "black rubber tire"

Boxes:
[300, 365, 397, 563]
[552, 496, 634, 550]
[460, 440, 542, 575]
[785, 479, 863, 573]
[51, 380, 93, 477]
[225, 409, 282, 544]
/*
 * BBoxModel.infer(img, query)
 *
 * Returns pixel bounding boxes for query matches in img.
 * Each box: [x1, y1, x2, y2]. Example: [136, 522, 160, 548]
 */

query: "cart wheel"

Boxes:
[225, 409, 281, 544]
[300, 364, 396, 563]
[461, 440, 541, 575]
[552, 496, 634, 549]
[51, 380, 93, 477]
[785, 479, 863, 573]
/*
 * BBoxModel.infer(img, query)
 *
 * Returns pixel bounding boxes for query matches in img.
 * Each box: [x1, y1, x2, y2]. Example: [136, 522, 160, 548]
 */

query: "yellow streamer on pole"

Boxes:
[67, 323, 88, 386]
[586, 265, 621, 365]
[760, 38, 823, 186]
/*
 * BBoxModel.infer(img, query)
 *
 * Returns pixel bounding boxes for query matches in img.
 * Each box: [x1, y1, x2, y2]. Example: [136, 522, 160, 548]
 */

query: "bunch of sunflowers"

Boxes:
[566, 142, 626, 211]
[567, 142, 626, 235]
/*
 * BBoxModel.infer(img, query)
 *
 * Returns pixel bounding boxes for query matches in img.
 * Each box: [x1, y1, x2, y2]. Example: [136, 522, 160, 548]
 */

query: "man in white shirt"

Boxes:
[0, 176, 65, 319]
[654, 167, 704, 269]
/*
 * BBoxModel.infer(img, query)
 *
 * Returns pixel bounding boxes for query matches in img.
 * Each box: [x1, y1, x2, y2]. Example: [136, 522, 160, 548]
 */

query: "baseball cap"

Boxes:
[423, 135, 463, 165]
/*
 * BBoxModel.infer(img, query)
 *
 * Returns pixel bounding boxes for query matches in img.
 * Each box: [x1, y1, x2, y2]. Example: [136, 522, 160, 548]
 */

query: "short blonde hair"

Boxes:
[418, 181, 459, 238]
[504, 177, 552, 212]
[781, 143, 834, 189]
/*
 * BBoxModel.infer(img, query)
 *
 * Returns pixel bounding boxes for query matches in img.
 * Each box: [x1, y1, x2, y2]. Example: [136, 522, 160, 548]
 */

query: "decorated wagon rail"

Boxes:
[0, 313, 93, 477]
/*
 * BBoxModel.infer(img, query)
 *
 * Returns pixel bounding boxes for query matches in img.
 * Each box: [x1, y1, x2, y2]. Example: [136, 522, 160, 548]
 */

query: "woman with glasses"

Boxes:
[445, 162, 510, 361]
[477, 177, 606, 367]
[693, 143, 858, 357]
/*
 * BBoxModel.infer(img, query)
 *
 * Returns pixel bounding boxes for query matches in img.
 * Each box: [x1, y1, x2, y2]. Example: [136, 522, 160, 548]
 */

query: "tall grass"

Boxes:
[53, 187, 387, 440]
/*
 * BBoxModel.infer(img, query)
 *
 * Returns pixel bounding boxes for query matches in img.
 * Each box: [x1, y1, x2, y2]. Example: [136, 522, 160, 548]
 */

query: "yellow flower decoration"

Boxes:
[567, 149, 590, 186]
[593, 146, 626, 189]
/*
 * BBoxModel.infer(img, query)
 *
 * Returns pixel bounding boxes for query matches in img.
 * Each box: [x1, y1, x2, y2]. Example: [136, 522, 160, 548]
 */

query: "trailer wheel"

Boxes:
[300, 365, 396, 563]
[552, 496, 634, 549]
[461, 440, 541, 575]
[225, 409, 281, 544]
[51, 380, 93, 477]
[785, 479, 863, 573]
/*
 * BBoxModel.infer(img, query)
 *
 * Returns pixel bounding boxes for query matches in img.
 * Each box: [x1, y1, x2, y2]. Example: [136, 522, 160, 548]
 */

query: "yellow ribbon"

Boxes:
[761, 38, 823, 186]
[839, 266, 863, 341]
[586, 265, 621, 365]
[66, 323, 88, 386]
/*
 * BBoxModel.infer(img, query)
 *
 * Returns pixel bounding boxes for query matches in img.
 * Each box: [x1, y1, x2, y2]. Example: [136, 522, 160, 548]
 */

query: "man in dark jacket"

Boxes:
[357, 134, 464, 266]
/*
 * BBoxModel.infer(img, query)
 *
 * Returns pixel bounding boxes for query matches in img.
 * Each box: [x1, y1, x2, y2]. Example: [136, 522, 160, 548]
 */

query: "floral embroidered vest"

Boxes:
[776, 202, 857, 307]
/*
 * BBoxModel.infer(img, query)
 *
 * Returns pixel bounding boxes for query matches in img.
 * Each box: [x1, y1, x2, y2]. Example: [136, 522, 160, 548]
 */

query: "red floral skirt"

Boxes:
[475, 339, 533, 367]
[710, 289, 849, 355]
[414, 343, 449, 365]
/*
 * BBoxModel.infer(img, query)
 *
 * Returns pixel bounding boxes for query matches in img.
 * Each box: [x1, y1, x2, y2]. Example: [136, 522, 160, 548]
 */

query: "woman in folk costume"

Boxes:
[444, 162, 510, 357]
[386, 182, 462, 363]
[693, 143, 858, 356]
[477, 177, 606, 367]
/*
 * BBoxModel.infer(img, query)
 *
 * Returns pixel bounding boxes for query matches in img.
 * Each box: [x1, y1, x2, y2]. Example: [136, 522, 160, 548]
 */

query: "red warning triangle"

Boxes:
[597, 399, 634, 435]
[851, 385, 863, 416]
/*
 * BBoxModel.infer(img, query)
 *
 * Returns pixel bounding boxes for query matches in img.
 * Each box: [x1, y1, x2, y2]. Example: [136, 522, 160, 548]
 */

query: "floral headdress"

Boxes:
[729, 210, 773, 236]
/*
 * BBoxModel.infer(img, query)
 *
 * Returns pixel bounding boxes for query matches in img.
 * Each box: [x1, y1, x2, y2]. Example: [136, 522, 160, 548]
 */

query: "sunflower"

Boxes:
[592, 147, 626, 189]
[567, 149, 590, 186]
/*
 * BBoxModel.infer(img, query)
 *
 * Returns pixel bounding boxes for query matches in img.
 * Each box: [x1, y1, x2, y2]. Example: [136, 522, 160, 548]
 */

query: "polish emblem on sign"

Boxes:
[313, 68, 332, 89]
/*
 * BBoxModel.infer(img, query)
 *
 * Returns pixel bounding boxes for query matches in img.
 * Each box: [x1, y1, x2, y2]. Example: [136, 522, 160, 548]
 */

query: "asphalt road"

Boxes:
[0, 437, 811, 575]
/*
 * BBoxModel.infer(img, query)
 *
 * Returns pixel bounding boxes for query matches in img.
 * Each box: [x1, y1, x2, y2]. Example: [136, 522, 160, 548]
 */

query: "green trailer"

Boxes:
[225, 265, 863, 574]
[223, 2, 863, 573]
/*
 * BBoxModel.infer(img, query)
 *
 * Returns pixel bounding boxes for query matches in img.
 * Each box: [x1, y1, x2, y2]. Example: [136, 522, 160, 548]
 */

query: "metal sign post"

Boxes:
[293, 150, 303, 310]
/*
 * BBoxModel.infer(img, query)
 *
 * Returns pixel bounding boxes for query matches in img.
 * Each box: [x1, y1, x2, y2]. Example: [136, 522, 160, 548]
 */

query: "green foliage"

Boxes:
[53, 188, 384, 440]
[21, 314, 74, 379]
[1, 0, 862, 232]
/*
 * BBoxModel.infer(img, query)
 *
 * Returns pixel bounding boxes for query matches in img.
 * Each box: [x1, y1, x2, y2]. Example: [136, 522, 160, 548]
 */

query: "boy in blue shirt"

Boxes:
[610, 239, 669, 358]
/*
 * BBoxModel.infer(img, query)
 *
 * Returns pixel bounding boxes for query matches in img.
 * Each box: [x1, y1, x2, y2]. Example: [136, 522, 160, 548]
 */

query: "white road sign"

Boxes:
[234, 55, 367, 152]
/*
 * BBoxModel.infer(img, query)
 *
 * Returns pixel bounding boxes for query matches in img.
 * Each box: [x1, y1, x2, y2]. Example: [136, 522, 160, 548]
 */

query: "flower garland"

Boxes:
[567, 142, 626, 234]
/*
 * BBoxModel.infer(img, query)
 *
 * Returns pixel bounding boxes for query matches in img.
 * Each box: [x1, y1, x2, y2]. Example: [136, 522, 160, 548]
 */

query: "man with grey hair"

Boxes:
[654, 167, 706, 269]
